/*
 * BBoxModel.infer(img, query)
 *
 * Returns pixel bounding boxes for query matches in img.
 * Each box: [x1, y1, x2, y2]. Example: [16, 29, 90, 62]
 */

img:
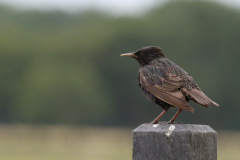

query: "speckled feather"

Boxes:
[135, 46, 219, 112]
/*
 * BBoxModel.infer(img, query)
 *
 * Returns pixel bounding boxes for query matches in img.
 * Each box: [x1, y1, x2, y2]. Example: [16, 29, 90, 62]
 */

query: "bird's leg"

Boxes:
[150, 110, 167, 124]
[168, 109, 183, 124]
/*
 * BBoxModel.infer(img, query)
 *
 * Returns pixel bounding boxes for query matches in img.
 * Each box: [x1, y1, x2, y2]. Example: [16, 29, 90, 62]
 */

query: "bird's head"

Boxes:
[121, 46, 165, 66]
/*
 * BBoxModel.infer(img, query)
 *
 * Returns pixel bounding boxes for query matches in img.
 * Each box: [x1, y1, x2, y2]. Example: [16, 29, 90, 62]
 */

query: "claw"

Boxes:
[148, 121, 183, 124]
[168, 121, 183, 124]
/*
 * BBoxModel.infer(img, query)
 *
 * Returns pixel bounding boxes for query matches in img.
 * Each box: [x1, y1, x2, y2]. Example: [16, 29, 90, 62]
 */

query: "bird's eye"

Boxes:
[135, 51, 141, 56]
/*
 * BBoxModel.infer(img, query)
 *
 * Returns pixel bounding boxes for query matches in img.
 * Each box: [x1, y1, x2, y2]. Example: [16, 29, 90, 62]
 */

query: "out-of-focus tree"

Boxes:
[0, 1, 239, 130]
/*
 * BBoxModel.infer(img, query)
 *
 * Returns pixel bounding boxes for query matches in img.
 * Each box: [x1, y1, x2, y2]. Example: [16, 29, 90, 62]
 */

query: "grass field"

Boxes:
[0, 124, 239, 160]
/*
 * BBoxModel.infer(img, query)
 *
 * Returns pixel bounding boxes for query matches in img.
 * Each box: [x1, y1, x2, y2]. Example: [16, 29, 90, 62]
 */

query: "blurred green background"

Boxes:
[0, 0, 240, 159]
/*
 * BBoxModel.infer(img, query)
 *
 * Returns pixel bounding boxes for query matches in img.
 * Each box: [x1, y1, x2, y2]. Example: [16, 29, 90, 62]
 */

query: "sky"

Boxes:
[0, 0, 239, 16]
[0, 0, 160, 15]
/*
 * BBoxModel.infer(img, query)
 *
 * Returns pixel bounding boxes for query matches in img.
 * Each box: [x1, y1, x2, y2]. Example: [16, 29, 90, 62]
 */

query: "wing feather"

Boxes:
[139, 61, 218, 112]
[147, 85, 194, 112]
[139, 65, 194, 112]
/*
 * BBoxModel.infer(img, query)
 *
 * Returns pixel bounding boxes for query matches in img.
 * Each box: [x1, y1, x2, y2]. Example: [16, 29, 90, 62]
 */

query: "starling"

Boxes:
[121, 46, 219, 124]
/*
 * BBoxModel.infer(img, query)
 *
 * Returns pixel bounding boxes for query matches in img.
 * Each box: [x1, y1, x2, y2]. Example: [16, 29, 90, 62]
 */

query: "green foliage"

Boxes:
[0, 1, 239, 129]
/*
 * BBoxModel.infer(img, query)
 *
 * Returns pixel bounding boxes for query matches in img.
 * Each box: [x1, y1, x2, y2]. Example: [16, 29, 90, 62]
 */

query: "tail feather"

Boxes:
[186, 88, 219, 107]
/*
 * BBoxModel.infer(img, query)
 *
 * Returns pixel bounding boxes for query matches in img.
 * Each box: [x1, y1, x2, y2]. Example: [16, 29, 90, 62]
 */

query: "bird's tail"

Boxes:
[186, 88, 219, 108]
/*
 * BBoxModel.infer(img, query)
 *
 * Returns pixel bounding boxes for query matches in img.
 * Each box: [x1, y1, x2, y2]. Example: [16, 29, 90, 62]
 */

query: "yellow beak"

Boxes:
[120, 53, 137, 58]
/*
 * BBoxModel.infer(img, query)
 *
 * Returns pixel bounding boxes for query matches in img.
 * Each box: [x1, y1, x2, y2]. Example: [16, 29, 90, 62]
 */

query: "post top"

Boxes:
[133, 124, 216, 134]
[132, 124, 217, 160]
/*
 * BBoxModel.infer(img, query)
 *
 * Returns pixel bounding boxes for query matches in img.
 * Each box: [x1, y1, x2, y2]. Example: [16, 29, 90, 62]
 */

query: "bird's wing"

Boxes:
[139, 65, 194, 112]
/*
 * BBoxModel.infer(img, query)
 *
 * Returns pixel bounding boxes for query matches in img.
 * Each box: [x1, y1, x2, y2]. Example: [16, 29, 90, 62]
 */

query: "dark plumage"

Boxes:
[121, 46, 219, 124]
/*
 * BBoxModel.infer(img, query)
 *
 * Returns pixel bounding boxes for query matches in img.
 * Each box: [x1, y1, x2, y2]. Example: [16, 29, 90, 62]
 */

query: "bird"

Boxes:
[120, 46, 219, 124]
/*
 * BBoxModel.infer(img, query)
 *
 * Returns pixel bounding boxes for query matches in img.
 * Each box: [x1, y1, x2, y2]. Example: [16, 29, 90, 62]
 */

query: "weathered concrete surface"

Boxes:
[133, 124, 217, 160]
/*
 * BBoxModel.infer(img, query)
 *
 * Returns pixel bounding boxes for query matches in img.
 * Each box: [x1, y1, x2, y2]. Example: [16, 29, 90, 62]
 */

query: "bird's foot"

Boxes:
[157, 121, 183, 124]
[148, 120, 159, 124]
[157, 121, 168, 124]
[149, 121, 183, 124]
[167, 121, 183, 124]
[148, 121, 181, 124]
[147, 121, 183, 124]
